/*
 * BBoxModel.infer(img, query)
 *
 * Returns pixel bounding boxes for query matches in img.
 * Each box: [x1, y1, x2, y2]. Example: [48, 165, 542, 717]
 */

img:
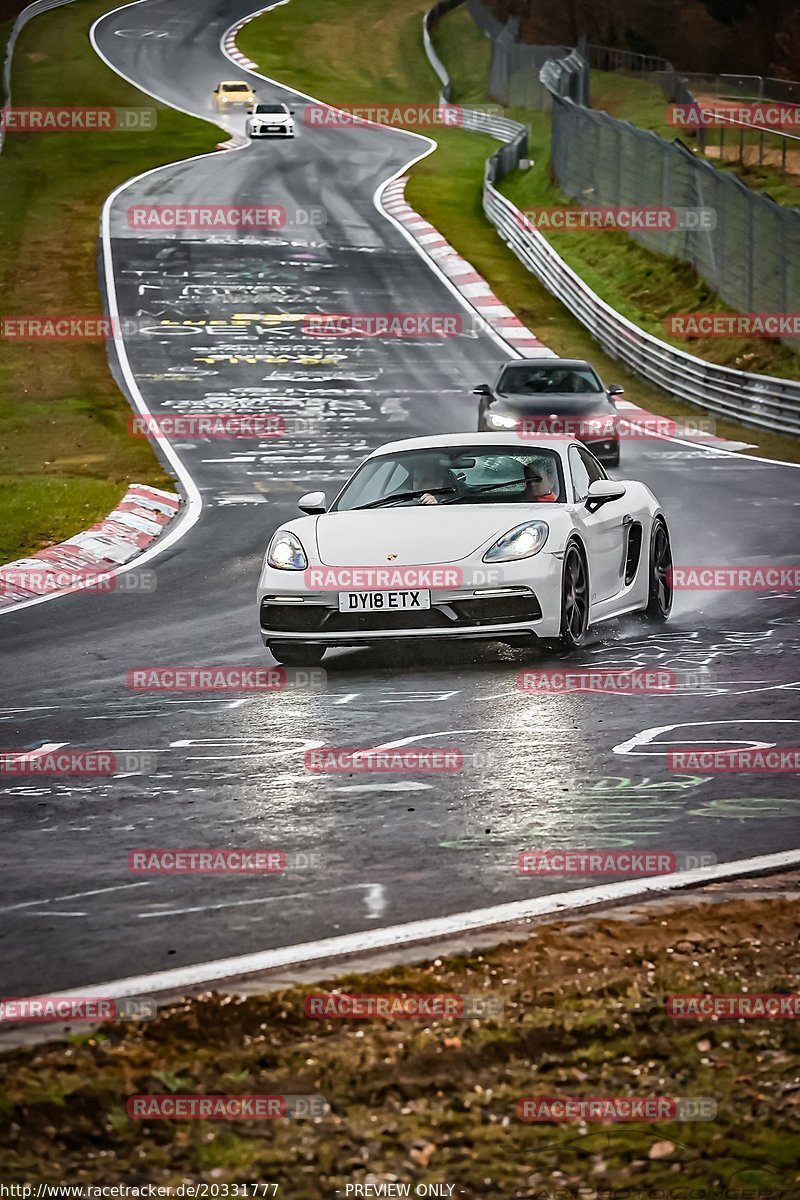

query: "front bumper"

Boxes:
[584, 436, 620, 463]
[258, 563, 565, 646]
[249, 126, 294, 137]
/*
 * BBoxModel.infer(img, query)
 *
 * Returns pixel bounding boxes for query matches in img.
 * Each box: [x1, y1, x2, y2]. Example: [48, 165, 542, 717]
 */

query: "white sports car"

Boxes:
[257, 434, 673, 666]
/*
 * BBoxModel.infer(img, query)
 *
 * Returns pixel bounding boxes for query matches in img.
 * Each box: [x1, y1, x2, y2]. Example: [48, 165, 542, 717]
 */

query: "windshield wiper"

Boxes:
[350, 486, 457, 511]
[441, 480, 529, 504]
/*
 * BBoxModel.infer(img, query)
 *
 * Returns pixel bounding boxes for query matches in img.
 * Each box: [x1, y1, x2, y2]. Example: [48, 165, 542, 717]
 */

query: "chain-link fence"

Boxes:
[423, 0, 800, 430]
[464, 0, 800, 352]
[465, 0, 573, 110]
[546, 93, 800, 349]
[585, 44, 695, 106]
[424, 0, 528, 180]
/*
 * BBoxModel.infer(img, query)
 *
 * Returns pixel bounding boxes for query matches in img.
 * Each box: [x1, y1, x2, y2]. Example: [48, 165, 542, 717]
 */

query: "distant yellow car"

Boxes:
[213, 81, 257, 109]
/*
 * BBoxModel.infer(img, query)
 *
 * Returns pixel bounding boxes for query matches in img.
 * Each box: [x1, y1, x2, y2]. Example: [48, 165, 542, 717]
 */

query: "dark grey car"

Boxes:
[475, 358, 624, 466]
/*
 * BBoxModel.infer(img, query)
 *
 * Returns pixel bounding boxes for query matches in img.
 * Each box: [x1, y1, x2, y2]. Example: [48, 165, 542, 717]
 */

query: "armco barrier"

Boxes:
[424, 0, 800, 436]
[423, 0, 528, 179]
[1, 0, 77, 154]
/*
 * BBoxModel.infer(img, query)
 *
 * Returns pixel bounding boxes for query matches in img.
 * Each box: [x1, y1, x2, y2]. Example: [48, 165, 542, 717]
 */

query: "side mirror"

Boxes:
[608, 385, 625, 397]
[585, 479, 626, 512]
[290, 109, 296, 115]
[246, 106, 254, 114]
[298, 490, 327, 514]
[472, 383, 492, 396]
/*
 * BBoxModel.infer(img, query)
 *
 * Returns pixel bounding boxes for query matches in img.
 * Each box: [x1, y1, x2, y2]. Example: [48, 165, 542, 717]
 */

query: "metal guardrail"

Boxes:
[423, 0, 800, 436]
[423, 0, 528, 177]
[1, 0, 76, 155]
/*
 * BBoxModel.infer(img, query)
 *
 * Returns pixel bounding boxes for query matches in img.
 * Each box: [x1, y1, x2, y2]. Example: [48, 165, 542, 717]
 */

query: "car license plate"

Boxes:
[268, 125, 281, 131]
[338, 590, 431, 613]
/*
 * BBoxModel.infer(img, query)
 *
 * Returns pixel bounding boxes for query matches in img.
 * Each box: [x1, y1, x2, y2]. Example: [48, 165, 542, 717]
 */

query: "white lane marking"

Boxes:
[137, 881, 378, 919]
[1, 742, 68, 766]
[27, 848, 800, 1000]
[0, 3, 251, 620]
[0, 881, 150, 915]
[614, 718, 800, 756]
[332, 781, 434, 793]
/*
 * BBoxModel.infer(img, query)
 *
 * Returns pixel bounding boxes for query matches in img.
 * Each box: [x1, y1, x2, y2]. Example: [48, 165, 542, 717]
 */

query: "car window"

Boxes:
[223, 84, 249, 92]
[568, 445, 592, 501]
[332, 446, 566, 511]
[497, 364, 602, 395]
[255, 105, 287, 113]
[577, 446, 607, 484]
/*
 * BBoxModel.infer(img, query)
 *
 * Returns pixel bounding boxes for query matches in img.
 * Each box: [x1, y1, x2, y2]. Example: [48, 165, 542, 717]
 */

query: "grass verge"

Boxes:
[239, 0, 800, 463]
[1, 891, 798, 1188]
[589, 69, 800, 210]
[0, 0, 219, 564]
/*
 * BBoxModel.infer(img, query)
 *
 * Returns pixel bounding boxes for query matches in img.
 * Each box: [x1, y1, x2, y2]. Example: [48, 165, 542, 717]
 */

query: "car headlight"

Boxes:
[267, 530, 308, 570]
[483, 521, 549, 562]
[583, 415, 617, 438]
[485, 410, 518, 430]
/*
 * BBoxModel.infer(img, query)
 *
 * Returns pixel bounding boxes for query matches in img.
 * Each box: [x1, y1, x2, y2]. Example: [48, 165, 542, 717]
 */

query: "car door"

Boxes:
[568, 445, 628, 602]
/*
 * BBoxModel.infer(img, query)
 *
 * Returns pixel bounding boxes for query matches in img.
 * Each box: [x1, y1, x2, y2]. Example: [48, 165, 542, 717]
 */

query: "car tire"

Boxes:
[269, 643, 326, 666]
[641, 517, 673, 621]
[556, 542, 590, 650]
[604, 448, 620, 468]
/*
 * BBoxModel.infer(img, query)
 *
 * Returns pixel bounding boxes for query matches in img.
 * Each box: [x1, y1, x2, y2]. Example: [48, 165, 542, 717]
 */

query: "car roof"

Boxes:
[366, 433, 578, 458]
[498, 358, 594, 371]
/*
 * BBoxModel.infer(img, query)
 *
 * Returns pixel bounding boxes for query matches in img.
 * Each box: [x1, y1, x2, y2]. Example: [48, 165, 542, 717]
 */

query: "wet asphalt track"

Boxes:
[0, 0, 799, 995]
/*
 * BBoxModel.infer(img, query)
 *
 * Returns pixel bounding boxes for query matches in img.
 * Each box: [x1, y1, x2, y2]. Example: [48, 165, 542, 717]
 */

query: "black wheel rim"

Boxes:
[653, 524, 673, 613]
[563, 548, 589, 641]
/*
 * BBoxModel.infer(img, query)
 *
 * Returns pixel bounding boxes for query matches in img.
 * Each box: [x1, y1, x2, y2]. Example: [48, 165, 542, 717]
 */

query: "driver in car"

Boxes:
[411, 461, 448, 505]
[522, 464, 558, 503]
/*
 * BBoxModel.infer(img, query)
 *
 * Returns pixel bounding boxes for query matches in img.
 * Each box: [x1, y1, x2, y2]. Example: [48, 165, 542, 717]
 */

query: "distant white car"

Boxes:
[257, 433, 673, 666]
[247, 102, 295, 138]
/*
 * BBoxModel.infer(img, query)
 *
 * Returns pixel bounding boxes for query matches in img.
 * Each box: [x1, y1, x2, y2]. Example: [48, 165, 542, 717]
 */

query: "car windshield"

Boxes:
[497, 364, 602, 395]
[332, 446, 566, 510]
[254, 104, 287, 113]
[222, 84, 249, 92]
